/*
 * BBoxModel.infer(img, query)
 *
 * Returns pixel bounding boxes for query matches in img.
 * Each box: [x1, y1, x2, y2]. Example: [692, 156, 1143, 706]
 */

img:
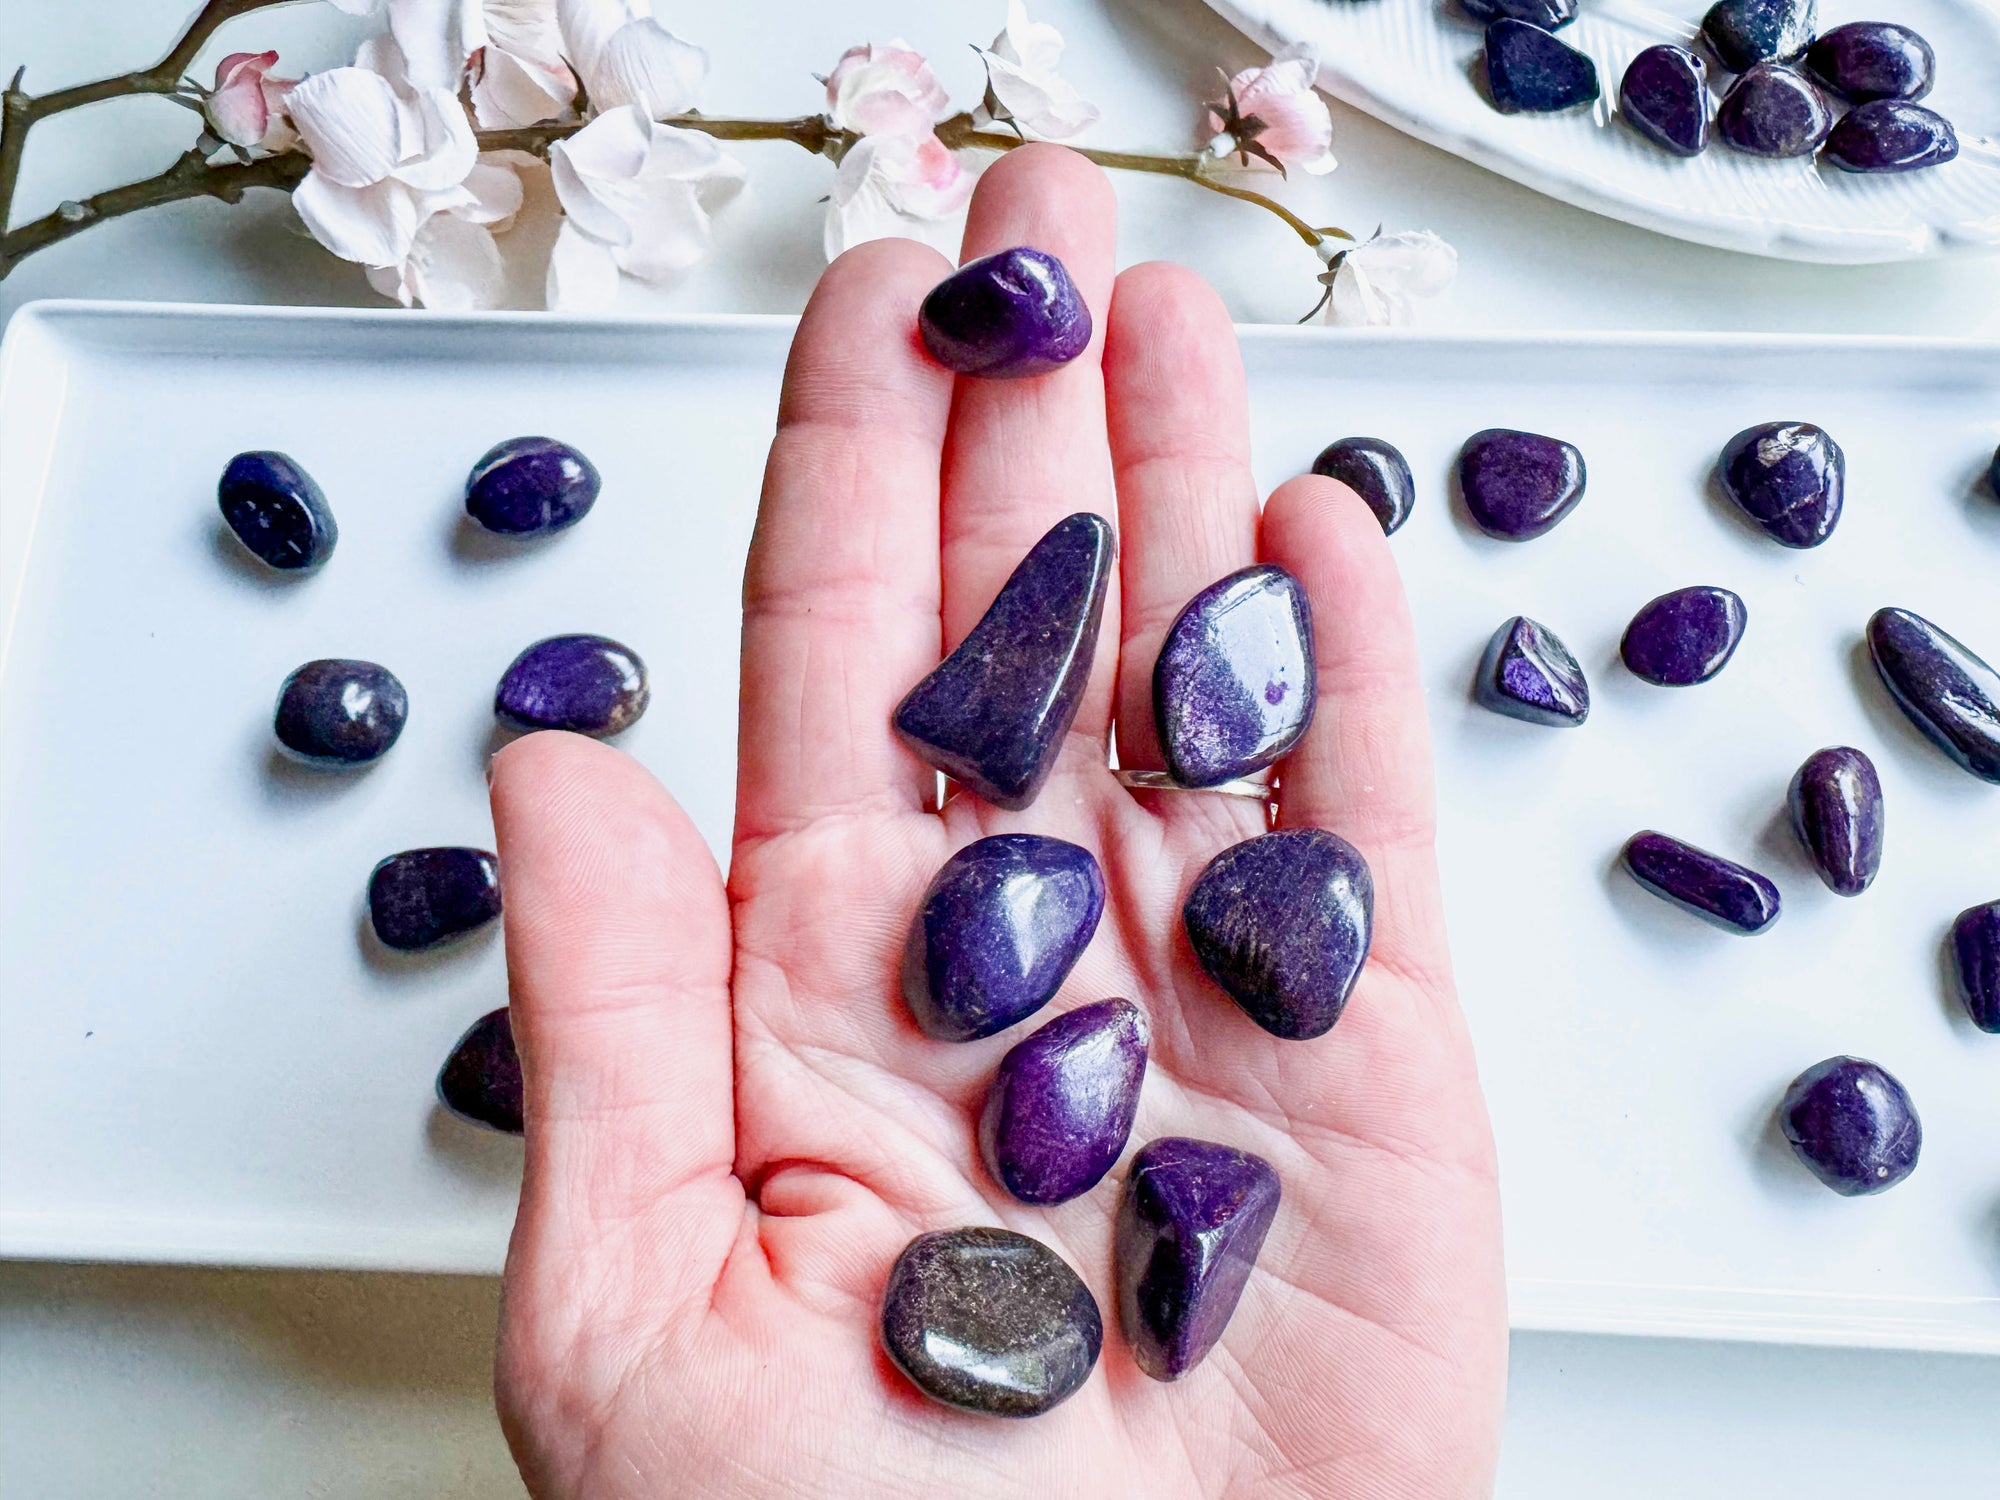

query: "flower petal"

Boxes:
[826, 40, 950, 131]
[547, 218, 624, 311]
[472, 45, 578, 128]
[548, 104, 651, 244]
[405, 211, 506, 310]
[557, 0, 640, 78]
[460, 156, 528, 228]
[285, 68, 403, 187]
[590, 19, 706, 118]
[389, 0, 486, 92]
[486, 0, 569, 67]
[390, 85, 479, 191]
[293, 170, 420, 265]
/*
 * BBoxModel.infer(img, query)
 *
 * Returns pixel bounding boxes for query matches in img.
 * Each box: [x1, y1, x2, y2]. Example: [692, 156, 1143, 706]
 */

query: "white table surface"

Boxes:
[0, 1, 1996, 1494]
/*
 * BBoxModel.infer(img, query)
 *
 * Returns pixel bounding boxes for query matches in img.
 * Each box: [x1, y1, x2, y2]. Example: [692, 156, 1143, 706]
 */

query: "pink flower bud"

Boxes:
[1206, 45, 1337, 176]
[207, 50, 298, 151]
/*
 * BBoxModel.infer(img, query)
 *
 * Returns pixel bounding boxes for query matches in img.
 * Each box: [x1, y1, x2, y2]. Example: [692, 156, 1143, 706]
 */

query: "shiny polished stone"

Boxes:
[880, 1227, 1101, 1417]
[1475, 616, 1589, 727]
[1621, 45, 1711, 157]
[1716, 65, 1832, 158]
[1866, 608, 2000, 784]
[903, 835, 1105, 1042]
[1620, 585, 1748, 686]
[1718, 420, 1843, 547]
[274, 658, 407, 764]
[1461, 0, 1575, 27]
[1484, 19, 1600, 114]
[495, 634, 648, 737]
[1780, 1056, 1920, 1195]
[1806, 22, 1934, 103]
[1458, 428, 1586, 540]
[1702, 0, 1815, 72]
[1115, 1137, 1281, 1382]
[437, 1007, 523, 1134]
[1951, 902, 2000, 1033]
[1154, 565, 1316, 788]
[893, 513, 1113, 810]
[980, 998, 1148, 1205]
[1183, 828, 1373, 1040]
[465, 437, 600, 534]
[368, 847, 502, 951]
[1787, 748, 1883, 896]
[1822, 99, 1958, 173]
[1623, 831, 1781, 934]
[218, 450, 338, 570]
[918, 247, 1092, 380]
[1311, 436, 1416, 535]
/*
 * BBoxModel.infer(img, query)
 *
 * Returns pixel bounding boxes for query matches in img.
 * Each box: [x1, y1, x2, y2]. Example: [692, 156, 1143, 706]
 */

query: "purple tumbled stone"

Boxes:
[1805, 22, 1934, 104]
[1458, 428, 1586, 541]
[1621, 45, 1711, 158]
[1483, 19, 1600, 114]
[465, 437, 600, 534]
[1786, 747, 1883, 897]
[495, 634, 648, 737]
[1780, 1056, 1920, 1195]
[1622, 831, 1781, 934]
[1461, 0, 1576, 28]
[903, 835, 1105, 1042]
[893, 513, 1113, 809]
[1115, 1137, 1281, 1382]
[1153, 565, 1316, 788]
[1474, 616, 1589, 727]
[437, 1007, 523, 1134]
[1311, 436, 1415, 535]
[918, 247, 1092, 380]
[1951, 901, 2000, 1033]
[880, 1227, 1101, 1417]
[1183, 828, 1373, 1040]
[369, 847, 503, 950]
[1702, 0, 1815, 72]
[979, 999, 1148, 1205]
[1866, 608, 2000, 784]
[274, 658, 407, 765]
[218, 450, 338, 570]
[1718, 421, 1843, 547]
[1822, 100, 1958, 174]
[1716, 65, 1832, 159]
[1620, 585, 1748, 686]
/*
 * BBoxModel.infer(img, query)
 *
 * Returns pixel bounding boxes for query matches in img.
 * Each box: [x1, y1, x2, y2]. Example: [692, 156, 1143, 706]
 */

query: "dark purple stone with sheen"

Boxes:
[880, 1227, 1101, 1417]
[1718, 421, 1843, 547]
[274, 658, 407, 764]
[980, 999, 1148, 1205]
[465, 437, 600, 534]
[1951, 902, 2000, 1033]
[1822, 100, 1958, 174]
[1458, 428, 1586, 540]
[893, 513, 1113, 810]
[1780, 1056, 1920, 1195]
[1621, 45, 1711, 157]
[1806, 22, 1934, 104]
[437, 1007, 523, 1134]
[1787, 748, 1883, 896]
[904, 834, 1105, 1042]
[1475, 616, 1589, 727]
[1153, 565, 1315, 788]
[1717, 65, 1832, 158]
[1623, 831, 1781, 934]
[368, 847, 502, 951]
[219, 451, 338, 570]
[495, 634, 648, 736]
[1461, 0, 1576, 26]
[1702, 0, 1815, 72]
[1311, 436, 1415, 535]
[1866, 608, 2000, 784]
[1183, 828, 1373, 1040]
[1115, 1137, 1281, 1382]
[918, 247, 1091, 380]
[1484, 19, 1600, 114]
[1620, 585, 1747, 686]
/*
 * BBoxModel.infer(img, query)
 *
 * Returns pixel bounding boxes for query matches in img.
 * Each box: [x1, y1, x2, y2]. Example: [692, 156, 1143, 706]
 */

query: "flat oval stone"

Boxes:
[1716, 65, 1832, 158]
[1620, 585, 1748, 686]
[369, 847, 502, 951]
[1621, 45, 1711, 157]
[495, 634, 648, 737]
[1458, 428, 1586, 540]
[1822, 99, 1958, 174]
[274, 658, 407, 764]
[1702, 0, 1816, 72]
[1805, 22, 1934, 103]
[1484, 19, 1600, 114]
[1183, 828, 1373, 1040]
[1787, 747, 1883, 896]
[1475, 615, 1589, 727]
[903, 835, 1105, 1042]
[218, 451, 338, 570]
[880, 1227, 1101, 1417]
[1461, 0, 1576, 28]
[1153, 565, 1316, 788]
[1952, 901, 2000, 1033]
[918, 247, 1091, 380]
[1623, 831, 1781, 934]
[437, 1007, 523, 1134]
[1115, 1137, 1280, 1382]
[1718, 420, 1843, 547]
[1780, 1056, 1920, 1195]
[979, 998, 1148, 1204]
[893, 513, 1113, 810]
[1866, 608, 2000, 783]
[1311, 436, 1415, 535]
[465, 437, 600, 534]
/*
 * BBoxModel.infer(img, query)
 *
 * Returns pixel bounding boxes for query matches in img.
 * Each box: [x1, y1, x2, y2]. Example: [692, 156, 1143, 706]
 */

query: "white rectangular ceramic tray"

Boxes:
[2, 303, 1997, 1355]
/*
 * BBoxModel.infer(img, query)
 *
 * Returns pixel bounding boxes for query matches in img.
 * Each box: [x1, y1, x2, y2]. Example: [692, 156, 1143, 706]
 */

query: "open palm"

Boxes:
[487, 145, 1506, 1499]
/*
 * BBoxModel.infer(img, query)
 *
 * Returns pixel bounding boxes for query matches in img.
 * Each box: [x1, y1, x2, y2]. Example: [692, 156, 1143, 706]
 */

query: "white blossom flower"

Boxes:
[205, 51, 299, 152]
[975, 2, 1099, 140]
[557, 0, 707, 120]
[1322, 230, 1457, 327]
[1206, 43, 1337, 176]
[365, 154, 527, 308]
[823, 114, 977, 259]
[472, 1, 580, 127]
[824, 40, 951, 136]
